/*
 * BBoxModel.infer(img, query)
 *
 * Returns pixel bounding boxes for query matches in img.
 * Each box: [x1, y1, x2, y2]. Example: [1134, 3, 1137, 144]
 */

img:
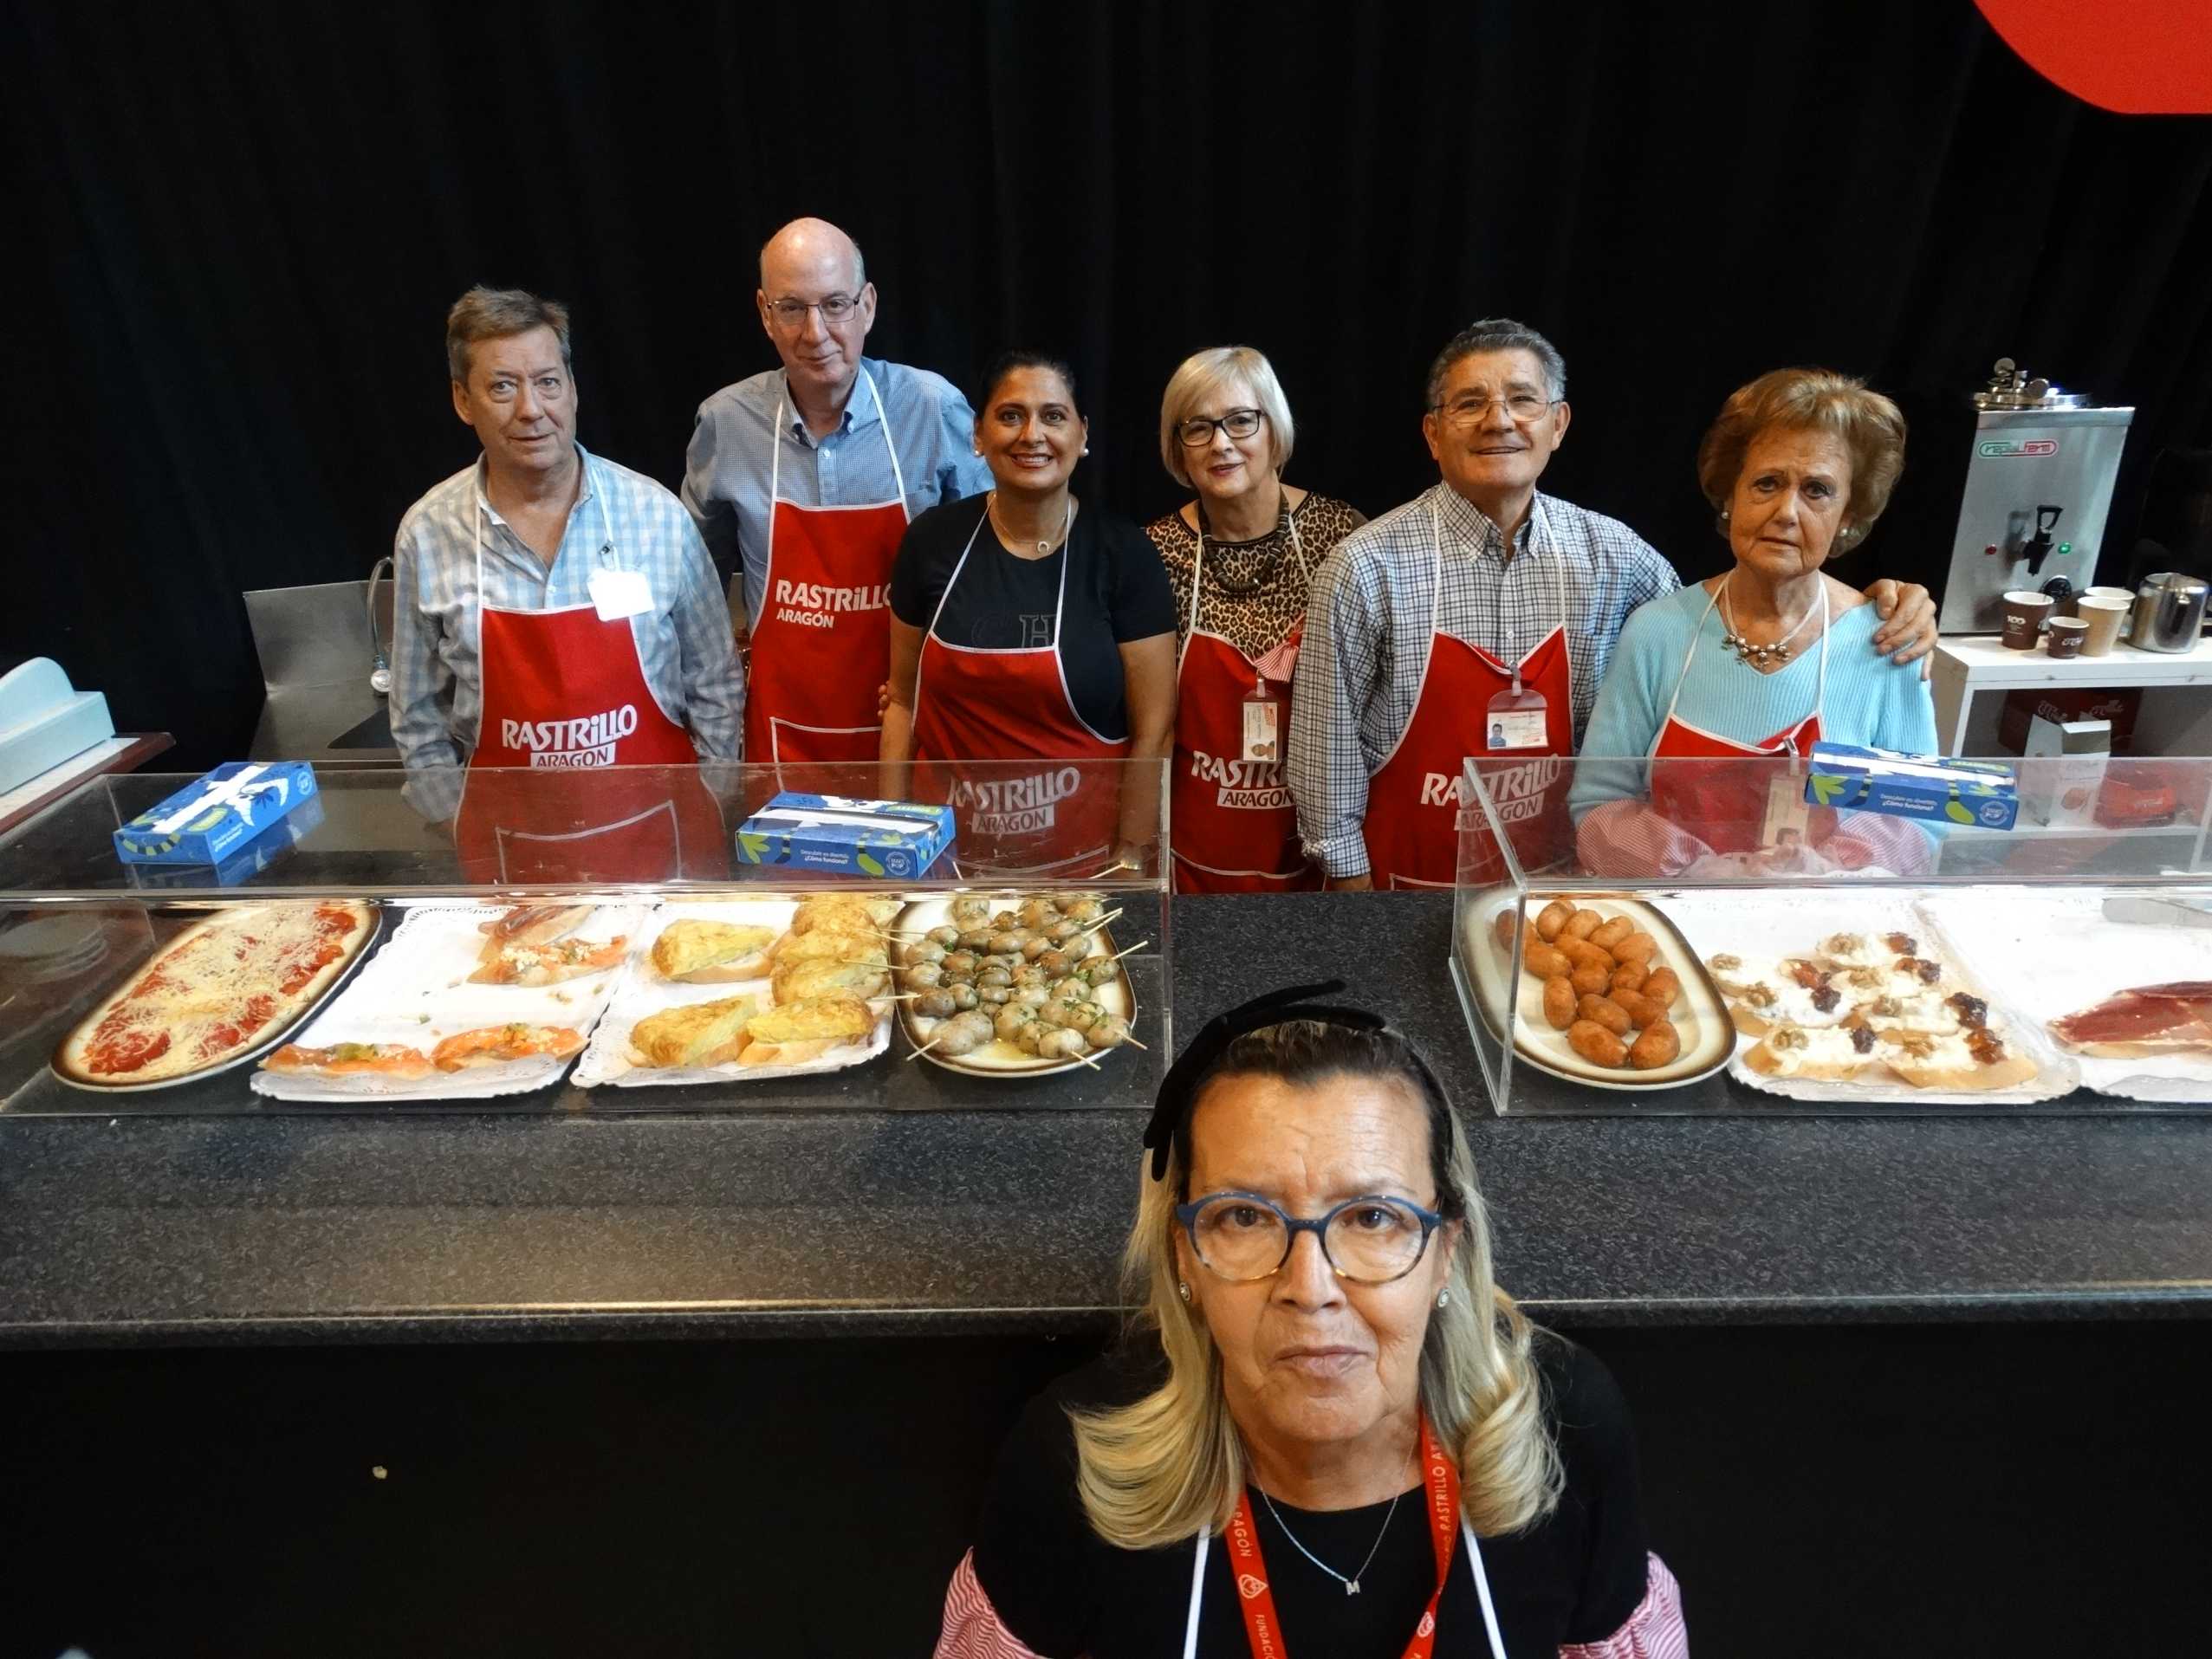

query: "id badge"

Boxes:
[1241, 695, 1281, 764]
[1761, 771, 1813, 849]
[588, 567, 653, 622]
[1486, 685, 1549, 751]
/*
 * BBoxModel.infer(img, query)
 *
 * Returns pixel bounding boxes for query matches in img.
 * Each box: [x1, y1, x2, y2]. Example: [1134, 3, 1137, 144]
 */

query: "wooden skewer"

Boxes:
[1098, 938, 1151, 966]
[905, 1031, 949, 1060]
[1119, 1033, 1150, 1050]
[1075, 908, 1126, 936]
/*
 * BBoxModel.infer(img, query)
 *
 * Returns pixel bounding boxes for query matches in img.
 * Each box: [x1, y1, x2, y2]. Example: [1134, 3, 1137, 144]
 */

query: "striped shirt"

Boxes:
[390, 444, 743, 820]
[1288, 484, 1680, 878]
[681, 356, 994, 626]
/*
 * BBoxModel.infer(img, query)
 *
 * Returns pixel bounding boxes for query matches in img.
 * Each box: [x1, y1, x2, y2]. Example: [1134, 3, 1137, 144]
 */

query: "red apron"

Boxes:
[743, 368, 909, 768]
[455, 464, 727, 884]
[911, 504, 1127, 878]
[1361, 507, 1576, 889]
[1647, 576, 1830, 854]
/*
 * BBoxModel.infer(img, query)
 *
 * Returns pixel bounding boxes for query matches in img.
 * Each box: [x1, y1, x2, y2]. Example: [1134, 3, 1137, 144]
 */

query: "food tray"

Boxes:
[250, 901, 647, 1102]
[892, 895, 1138, 1078]
[573, 898, 891, 1088]
[55, 901, 384, 1094]
[1461, 896, 1733, 1091]
[1917, 891, 2212, 1105]
[1660, 891, 2079, 1105]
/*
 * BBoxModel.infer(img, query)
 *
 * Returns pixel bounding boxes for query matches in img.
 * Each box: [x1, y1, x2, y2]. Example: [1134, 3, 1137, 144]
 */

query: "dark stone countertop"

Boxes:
[3, 894, 2210, 1349]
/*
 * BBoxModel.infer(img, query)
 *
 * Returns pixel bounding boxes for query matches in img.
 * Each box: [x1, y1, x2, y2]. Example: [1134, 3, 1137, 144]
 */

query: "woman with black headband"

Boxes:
[935, 984, 1687, 1657]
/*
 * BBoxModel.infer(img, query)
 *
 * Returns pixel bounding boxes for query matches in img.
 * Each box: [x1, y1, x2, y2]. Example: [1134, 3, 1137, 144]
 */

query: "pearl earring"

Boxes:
[1435, 1289, 1450, 1309]
[1080, 446, 1091, 457]
[1178, 1280, 1191, 1303]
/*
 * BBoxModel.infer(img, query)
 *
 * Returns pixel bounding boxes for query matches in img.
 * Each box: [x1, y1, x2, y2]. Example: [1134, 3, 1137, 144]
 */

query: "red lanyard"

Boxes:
[1223, 1416, 1460, 1659]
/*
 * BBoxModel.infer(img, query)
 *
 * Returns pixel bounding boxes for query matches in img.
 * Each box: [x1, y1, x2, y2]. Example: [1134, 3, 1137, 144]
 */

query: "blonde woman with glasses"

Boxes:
[1143, 348, 1367, 892]
[936, 984, 1688, 1657]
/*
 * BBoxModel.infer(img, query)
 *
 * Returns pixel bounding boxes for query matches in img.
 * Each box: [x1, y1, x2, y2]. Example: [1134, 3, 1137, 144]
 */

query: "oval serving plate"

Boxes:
[892, 895, 1138, 1079]
[51, 900, 385, 1094]
[1462, 896, 1733, 1092]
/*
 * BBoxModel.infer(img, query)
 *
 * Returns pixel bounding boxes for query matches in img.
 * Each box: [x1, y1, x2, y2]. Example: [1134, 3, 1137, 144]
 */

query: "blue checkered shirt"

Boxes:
[1288, 484, 1680, 878]
[391, 444, 744, 820]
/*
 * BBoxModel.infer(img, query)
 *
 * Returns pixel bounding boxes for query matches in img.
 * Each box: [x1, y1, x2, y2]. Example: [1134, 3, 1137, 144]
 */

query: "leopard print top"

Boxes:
[1142, 490, 1366, 664]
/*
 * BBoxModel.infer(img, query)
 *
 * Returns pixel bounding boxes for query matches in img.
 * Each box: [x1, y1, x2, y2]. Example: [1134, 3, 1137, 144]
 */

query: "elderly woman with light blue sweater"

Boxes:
[1569, 368, 1938, 876]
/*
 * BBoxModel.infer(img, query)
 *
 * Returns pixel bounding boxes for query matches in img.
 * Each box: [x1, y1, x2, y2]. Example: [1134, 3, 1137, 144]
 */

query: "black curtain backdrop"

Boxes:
[6, 0, 2210, 767]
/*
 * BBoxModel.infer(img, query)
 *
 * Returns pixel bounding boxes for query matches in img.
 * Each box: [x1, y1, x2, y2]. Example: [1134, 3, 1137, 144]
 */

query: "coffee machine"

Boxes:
[1935, 359, 2135, 633]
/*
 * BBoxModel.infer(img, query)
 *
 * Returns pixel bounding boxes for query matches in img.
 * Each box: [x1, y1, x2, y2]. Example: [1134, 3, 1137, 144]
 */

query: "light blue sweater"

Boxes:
[1568, 582, 1939, 820]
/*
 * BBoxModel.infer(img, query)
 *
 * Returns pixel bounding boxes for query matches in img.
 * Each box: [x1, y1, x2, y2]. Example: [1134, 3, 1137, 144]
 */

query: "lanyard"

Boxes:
[1216, 1415, 1480, 1659]
[472, 449, 615, 606]
[1655, 574, 1830, 757]
[1426, 499, 1573, 697]
[768, 365, 909, 515]
[1184, 493, 1310, 687]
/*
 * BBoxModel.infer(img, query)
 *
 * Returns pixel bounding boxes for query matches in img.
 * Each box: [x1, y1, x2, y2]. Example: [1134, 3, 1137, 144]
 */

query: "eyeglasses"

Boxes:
[1176, 408, 1264, 449]
[765, 295, 860, 332]
[1430, 392, 1559, 430]
[1174, 1191, 1447, 1285]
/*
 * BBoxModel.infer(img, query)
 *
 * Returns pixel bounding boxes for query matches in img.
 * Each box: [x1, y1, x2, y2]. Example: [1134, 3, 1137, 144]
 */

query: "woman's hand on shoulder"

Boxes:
[1860, 577, 1938, 677]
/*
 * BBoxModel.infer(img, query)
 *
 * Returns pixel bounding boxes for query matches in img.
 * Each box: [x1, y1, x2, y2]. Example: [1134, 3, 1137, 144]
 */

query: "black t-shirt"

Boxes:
[970, 1332, 1651, 1657]
[890, 496, 1177, 743]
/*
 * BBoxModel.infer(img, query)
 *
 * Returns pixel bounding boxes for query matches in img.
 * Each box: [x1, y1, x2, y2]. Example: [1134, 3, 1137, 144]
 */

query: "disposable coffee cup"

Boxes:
[2001, 590, 2053, 649]
[2046, 617, 2088, 659]
[2078, 595, 2129, 656]
[2084, 586, 2136, 642]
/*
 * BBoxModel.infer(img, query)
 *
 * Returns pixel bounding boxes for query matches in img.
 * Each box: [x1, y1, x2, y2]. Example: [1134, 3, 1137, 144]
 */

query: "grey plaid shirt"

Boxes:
[392, 444, 744, 821]
[1288, 483, 1680, 877]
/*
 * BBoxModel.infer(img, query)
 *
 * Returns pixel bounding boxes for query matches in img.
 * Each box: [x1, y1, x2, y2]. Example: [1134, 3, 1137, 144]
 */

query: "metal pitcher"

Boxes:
[2133, 571, 2210, 653]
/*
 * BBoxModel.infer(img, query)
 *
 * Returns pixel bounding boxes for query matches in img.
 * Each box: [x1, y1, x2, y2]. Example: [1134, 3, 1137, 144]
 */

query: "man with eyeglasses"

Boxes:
[681, 217, 990, 767]
[1288, 317, 1936, 889]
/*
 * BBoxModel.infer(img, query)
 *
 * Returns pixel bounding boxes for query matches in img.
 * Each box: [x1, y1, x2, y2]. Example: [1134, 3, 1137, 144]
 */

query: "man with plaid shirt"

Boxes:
[1287, 318, 1935, 889]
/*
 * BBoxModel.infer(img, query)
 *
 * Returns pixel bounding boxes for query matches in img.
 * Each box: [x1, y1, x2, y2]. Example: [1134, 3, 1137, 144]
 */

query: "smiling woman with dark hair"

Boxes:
[934, 986, 1687, 1658]
[881, 353, 1177, 877]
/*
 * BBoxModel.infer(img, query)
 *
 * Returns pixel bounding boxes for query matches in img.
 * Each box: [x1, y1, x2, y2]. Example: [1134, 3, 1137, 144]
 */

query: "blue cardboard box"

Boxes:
[1805, 742, 2018, 831]
[123, 793, 327, 889]
[735, 793, 956, 878]
[113, 761, 321, 865]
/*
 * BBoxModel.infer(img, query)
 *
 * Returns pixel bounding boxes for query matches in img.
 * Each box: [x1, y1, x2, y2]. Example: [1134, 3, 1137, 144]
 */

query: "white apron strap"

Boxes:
[1462, 1517, 1508, 1659]
[860, 366, 911, 517]
[1183, 1530, 1210, 1659]
[1649, 580, 1729, 758]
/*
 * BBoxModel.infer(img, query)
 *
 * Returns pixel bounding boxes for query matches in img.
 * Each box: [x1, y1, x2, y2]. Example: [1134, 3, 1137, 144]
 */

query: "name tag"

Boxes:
[588, 567, 652, 622]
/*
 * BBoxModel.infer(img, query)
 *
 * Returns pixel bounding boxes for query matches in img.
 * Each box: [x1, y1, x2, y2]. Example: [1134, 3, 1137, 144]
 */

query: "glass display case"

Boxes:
[1450, 753, 2212, 1116]
[0, 759, 1170, 1116]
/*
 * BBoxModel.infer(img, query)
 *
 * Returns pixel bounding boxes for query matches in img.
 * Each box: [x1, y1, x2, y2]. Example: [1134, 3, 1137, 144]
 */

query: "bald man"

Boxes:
[682, 217, 989, 767]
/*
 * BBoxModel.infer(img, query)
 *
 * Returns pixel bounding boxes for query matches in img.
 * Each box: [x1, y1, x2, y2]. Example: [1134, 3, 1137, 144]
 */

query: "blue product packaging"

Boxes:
[123, 793, 327, 889]
[113, 761, 322, 865]
[1805, 742, 2018, 831]
[734, 793, 956, 878]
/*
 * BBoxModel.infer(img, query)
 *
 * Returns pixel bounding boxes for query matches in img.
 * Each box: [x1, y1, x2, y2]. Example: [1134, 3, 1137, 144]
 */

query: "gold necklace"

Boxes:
[989, 491, 1072, 557]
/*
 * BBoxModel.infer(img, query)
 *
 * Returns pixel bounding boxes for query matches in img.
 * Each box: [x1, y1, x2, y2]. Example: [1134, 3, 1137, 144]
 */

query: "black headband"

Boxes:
[1142, 980, 1386, 1181]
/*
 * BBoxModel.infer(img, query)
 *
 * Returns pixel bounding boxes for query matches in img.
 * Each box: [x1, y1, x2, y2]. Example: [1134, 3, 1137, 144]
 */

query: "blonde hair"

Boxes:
[1158, 346, 1296, 489]
[1068, 1021, 1562, 1548]
[1696, 366, 1908, 539]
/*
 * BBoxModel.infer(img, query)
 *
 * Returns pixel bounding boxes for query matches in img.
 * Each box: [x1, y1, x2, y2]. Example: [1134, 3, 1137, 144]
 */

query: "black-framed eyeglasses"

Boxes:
[1177, 408, 1264, 448]
[1173, 1190, 1448, 1285]
[1429, 392, 1558, 429]
[765, 294, 860, 331]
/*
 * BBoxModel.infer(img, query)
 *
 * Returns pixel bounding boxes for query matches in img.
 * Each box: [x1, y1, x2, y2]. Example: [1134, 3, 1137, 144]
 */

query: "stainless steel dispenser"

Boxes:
[1936, 359, 2135, 633]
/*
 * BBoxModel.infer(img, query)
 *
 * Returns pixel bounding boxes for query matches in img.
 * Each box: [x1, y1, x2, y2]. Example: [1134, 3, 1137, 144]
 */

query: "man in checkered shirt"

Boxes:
[1287, 318, 1935, 888]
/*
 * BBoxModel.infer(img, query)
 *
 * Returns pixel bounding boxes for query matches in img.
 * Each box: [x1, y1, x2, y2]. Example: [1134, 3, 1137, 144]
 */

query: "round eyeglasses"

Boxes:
[765, 295, 860, 331]
[1177, 408, 1264, 449]
[1430, 393, 1558, 430]
[1174, 1191, 1447, 1285]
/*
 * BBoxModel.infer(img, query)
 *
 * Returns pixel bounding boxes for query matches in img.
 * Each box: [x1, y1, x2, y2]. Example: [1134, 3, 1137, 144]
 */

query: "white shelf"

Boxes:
[1934, 632, 2212, 688]
[1946, 819, 2196, 839]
